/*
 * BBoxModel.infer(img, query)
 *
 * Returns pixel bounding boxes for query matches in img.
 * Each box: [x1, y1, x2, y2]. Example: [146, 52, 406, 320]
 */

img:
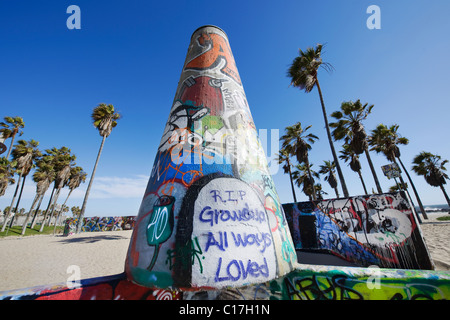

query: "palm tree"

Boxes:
[280, 122, 319, 200]
[390, 182, 408, 193]
[0, 116, 25, 159]
[52, 204, 69, 235]
[47, 164, 72, 227]
[77, 103, 121, 233]
[22, 160, 55, 234]
[313, 183, 327, 200]
[369, 124, 428, 220]
[292, 163, 320, 201]
[319, 160, 339, 198]
[412, 152, 450, 209]
[10, 140, 41, 227]
[330, 99, 382, 193]
[339, 144, 368, 195]
[0, 157, 16, 197]
[71, 206, 81, 218]
[39, 147, 76, 232]
[1, 139, 41, 232]
[30, 153, 56, 229]
[53, 166, 86, 233]
[63, 166, 86, 207]
[287, 44, 349, 197]
[276, 146, 298, 203]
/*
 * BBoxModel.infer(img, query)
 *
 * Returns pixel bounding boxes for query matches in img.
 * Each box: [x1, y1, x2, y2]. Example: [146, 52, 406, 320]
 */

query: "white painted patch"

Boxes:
[191, 177, 276, 288]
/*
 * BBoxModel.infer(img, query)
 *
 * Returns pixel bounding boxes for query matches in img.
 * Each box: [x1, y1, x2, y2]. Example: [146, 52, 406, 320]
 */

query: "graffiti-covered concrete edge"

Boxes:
[283, 192, 434, 270]
[1, 265, 449, 300]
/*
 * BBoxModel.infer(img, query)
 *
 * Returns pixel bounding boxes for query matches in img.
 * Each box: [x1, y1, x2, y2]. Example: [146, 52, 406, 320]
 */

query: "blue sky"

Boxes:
[1, 0, 450, 217]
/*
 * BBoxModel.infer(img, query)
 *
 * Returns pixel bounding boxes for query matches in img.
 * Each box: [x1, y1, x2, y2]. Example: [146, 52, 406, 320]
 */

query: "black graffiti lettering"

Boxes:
[284, 275, 363, 300]
[390, 292, 435, 300]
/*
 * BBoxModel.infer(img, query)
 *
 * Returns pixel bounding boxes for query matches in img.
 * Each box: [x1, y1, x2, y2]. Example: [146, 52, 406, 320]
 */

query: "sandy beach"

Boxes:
[0, 214, 449, 292]
[0, 230, 133, 291]
[419, 214, 450, 271]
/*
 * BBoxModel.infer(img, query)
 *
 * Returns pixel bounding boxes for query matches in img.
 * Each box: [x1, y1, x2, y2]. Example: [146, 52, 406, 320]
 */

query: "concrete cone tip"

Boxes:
[125, 25, 296, 289]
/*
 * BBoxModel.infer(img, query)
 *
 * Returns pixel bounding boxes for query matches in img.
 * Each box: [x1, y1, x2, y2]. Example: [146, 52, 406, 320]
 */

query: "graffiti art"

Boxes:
[2, 267, 449, 300]
[283, 192, 434, 269]
[63, 216, 136, 236]
[125, 25, 296, 289]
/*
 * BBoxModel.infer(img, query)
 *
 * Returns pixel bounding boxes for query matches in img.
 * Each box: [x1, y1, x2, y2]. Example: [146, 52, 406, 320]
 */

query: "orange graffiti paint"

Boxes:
[186, 33, 242, 85]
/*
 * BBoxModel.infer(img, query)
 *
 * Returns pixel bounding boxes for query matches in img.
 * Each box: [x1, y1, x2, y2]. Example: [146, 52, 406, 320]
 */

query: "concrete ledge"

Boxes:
[2, 264, 449, 300]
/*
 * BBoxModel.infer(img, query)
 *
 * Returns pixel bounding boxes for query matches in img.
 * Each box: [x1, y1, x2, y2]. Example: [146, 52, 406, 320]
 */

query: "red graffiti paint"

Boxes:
[179, 76, 224, 116]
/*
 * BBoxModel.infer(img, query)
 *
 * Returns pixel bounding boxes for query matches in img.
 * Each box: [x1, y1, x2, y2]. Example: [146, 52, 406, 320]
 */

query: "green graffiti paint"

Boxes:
[146, 196, 175, 271]
[131, 267, 174, 289]
[270, 267, 450, 300]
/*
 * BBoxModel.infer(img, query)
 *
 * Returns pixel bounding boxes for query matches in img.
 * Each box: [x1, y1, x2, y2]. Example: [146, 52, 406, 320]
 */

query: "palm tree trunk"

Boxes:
[393, 162, 423, 223]
[1, 172, 22, 232]
[5, 175, 27, 235]
[393, 177, 402, 191]
[397, 157, 429, 220]
[54, 189, 73, 234]
[364, 148, 383, 194]
[305, 158, 317, 201]
[357, 170, 369, 195]
[5, 133, 16, 159]
[315, 79, 349, 197]
[52, 207, 62, 234]
[49, 188, 62, 226]
[39, 186, 56, 232]
[9, 175, 27, 228]
[77, 135, 106, 233]
[333, 187, 339, 198]
[21, 193, 40, 235]
[439, 184, 450, 209]
[30, 194, 44, 229]
[287, 159, 297, 203]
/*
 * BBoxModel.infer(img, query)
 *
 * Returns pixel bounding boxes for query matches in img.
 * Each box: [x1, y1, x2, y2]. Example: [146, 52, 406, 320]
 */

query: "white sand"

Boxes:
[419, 214, 450, 271]
[0, 214, 448, 292]
[0, 230, 132, 291]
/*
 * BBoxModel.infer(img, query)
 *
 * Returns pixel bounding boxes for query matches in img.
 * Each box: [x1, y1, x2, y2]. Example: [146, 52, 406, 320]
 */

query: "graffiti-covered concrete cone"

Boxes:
[125, 25, 296, 289]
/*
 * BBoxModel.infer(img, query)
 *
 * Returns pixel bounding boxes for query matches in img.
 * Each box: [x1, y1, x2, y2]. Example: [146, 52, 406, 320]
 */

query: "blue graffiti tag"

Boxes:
[214, 257, 269, 283]
[199, 203, 266, 227]
[204, 231, 272, 253]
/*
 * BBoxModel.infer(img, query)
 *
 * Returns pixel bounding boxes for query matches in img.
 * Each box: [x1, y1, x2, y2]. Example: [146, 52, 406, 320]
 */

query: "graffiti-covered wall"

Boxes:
[0, 273, 179, 300]
[283, 192, 434, 269]
[2, 266, 449, 300]
[272, 266, 449, 300]
[63, 216, 136, 235]
[125, 25, 296, 289]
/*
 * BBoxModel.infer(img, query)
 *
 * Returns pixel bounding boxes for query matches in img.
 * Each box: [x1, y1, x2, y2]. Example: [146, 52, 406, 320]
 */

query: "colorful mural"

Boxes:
[2, 267, 449, 300]
[0, 273, 179, 300]
[283, 192, 434, 269]
[125, 25, 296, 289]
[63, 216, 136, 236]
[271, 266, 450, 300]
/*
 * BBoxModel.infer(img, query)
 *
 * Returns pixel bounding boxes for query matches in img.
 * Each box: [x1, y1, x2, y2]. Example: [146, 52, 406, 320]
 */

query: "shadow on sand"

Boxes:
[56, 234, 128, 244]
